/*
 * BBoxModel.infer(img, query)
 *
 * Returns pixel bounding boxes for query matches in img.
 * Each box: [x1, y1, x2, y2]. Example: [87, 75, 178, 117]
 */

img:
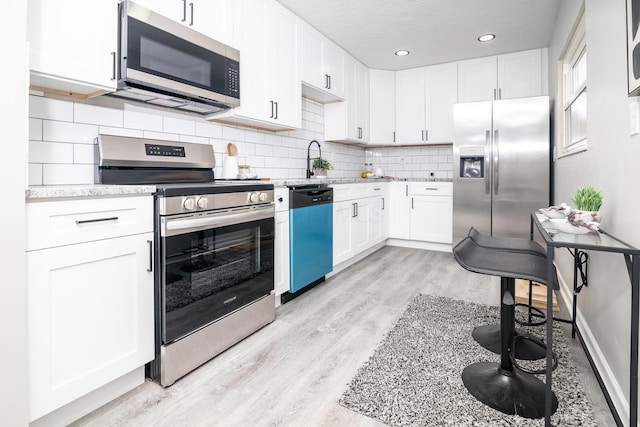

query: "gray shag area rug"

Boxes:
[340, 294, 597, 426]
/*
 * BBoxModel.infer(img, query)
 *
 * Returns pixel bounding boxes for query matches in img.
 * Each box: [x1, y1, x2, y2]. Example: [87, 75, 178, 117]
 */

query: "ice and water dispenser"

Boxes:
[459, 146, 485, 178]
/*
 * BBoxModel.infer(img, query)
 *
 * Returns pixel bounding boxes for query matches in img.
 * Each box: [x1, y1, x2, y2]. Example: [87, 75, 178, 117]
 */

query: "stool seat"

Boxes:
[453, 236, 558, 419]
[454, 237, 557, 289]
[468, 227, 547, 257]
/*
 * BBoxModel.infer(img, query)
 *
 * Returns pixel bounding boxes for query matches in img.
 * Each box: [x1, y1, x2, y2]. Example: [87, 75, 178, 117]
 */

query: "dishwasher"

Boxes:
[283, 184, 333, 303]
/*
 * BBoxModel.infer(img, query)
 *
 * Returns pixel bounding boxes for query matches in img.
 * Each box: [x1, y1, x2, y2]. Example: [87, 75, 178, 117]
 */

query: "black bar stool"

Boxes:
[453, 236, 558, 419]
[467, 227, 548, 360]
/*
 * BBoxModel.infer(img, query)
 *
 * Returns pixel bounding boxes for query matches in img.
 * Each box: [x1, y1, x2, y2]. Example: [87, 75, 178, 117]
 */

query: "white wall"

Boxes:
[549, 1, 640, 424]
[1, 1, 28, 425]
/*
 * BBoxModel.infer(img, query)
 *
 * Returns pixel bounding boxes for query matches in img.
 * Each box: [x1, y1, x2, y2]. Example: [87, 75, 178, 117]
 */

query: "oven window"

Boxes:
[161, 218, 274, 344]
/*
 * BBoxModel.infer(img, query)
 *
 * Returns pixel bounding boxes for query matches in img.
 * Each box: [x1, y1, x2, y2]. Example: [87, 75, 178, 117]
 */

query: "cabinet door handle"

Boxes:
[405, 185, 408, 196]
[425, 187, 438, 191]
[75, 216, 119, 225]
[270, 100, 274, 119]
[393, 131, 396, 143]
[411, 198, 414, 209]
[111, 51, 116, 80]
[274, 101, 278, 120]
[147, 240, 153, 272]
[421, 130, 425, 141]
[325, 74, 330, 89]
[328, 75, 332, 90]
[493, 88, 497, 100]
[382, 197, 385, 210]
[181, 0, 187, 22]
[498, 88, 502, 99]
[189, 2, 194, 26]
[425, 130, 428, 141]
[355, 202, 358, 217]
[352, 203, 357, 218]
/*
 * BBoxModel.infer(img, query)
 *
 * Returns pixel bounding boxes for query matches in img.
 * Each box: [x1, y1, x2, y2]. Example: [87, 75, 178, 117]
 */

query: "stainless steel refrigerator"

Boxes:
[452, 96, 550, 246]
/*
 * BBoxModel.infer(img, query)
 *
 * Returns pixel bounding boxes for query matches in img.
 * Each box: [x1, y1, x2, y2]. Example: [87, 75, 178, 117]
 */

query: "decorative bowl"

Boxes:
[549, 218, 592, 234]
[539, 208, 566, 219]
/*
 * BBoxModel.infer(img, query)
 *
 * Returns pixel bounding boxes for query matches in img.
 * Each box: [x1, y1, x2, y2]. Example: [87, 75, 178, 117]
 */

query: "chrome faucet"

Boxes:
[306, 139, 322, 179]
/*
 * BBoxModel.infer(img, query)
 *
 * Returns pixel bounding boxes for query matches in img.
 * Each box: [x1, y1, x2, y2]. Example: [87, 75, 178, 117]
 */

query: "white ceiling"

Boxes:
[277, 0, 562, 71]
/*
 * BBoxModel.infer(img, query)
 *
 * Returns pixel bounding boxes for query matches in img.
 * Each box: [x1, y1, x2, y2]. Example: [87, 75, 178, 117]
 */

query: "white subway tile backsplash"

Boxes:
[99, 126, 144, 138]
[29, 118, 42, 141]
[124, 110, 163, 131]
[43, 121, 99, 144]
[74, 103, 123, 127]
[196, 121, 223, 139]
[164, 116, 196, 135]
[179, 135, 209, 145]
[73, 144, 96, 164]
[29, 96, 73, 121]
[222, 126, 246, 142]
[29, 164, 43, 186]
[29, 140, 73, 164]
[28, 95, 369, 185]
[43, 164, 94, 185]
[141, 131, 180, 142]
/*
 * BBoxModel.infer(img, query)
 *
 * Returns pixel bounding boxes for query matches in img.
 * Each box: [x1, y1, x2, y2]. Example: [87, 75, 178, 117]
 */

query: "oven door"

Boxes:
[160, 205, 274, 344]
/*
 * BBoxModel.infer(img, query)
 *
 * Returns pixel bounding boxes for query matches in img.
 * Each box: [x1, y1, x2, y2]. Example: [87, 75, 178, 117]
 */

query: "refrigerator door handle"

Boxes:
[494, 129, 500, 195]
[485, 130, 491, 195]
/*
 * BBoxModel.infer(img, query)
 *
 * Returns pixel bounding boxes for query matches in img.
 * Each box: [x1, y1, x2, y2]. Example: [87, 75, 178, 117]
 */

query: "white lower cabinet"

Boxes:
[332, 184, 388, 267]
[389, 181, 453, 245]
[410, 195, 453, 243]
[26, 196, 154, 422]
[274, 187, 290, 302]
[274, 210, 290, 298]
[389, 182, 411, 239]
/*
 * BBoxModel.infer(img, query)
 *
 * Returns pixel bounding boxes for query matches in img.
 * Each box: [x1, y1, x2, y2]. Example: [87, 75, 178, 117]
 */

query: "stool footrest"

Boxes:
[510, 334, 558, 375]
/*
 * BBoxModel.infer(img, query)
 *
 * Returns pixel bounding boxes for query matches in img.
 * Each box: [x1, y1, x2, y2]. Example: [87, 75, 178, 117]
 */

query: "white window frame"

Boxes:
[557, 11, 587, 157]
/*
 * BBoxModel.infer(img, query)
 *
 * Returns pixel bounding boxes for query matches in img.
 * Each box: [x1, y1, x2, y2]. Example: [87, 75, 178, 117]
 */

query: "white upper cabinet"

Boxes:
[300, 23, 345, 102]
[134, 0, 235, 47]
[212, 0, 300, 131]
[27, 0, 119, 97]
[324, 56, 369, 143]
[395, 62, 458, 145]
[458, 48, 544, 102]
[369, 69, 396, 145]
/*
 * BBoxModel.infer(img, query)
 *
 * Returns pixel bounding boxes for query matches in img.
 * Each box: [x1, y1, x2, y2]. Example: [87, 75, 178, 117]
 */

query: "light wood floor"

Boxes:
[73, 246, 614, 426]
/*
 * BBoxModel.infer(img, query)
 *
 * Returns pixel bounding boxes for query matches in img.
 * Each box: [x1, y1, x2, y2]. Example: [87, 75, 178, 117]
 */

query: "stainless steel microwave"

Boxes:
[112, 1, 240, 115]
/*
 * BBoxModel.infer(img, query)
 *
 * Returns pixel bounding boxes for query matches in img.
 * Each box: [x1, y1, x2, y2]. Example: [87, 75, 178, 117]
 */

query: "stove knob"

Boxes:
[196, 197, 208, 209]
[259, 192, 268, 202]
[249, 192, 259, 203]
[183, 198, 196, 211]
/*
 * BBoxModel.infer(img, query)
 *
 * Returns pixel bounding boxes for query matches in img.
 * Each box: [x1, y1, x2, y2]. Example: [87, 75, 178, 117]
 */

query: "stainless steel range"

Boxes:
[96, 134, 275, 387]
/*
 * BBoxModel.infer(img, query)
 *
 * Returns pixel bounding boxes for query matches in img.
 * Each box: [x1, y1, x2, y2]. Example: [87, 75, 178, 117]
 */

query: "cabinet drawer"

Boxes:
[274, 187, 289, 212]
[410, 182, 452, 196]
[27, 196, 153, 251]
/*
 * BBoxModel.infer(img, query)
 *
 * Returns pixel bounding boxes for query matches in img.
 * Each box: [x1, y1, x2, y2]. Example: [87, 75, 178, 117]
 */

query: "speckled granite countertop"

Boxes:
[25, 185, 156, 201]
[25, 178, 452, 200]
[269, 177, 452, 187]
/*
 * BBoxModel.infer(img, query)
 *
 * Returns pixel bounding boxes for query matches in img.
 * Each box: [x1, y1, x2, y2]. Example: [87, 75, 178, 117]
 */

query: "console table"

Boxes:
[531, 212, 640, 426]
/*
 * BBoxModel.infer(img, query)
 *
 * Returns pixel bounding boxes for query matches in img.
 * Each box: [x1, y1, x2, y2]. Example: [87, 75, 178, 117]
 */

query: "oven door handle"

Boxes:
[162, 205, 274, 236]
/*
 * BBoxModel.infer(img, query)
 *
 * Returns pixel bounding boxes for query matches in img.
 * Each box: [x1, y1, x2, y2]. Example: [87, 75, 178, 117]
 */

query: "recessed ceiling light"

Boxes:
[395, 50, 410, 56]
[478, 34, 496, 42]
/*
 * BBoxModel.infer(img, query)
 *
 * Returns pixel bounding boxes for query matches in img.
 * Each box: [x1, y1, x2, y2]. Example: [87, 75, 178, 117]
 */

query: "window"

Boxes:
[559, 11, 587, 156]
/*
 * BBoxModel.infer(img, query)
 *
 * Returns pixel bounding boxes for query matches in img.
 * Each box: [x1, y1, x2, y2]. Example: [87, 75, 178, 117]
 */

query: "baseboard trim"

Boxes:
[555, 266, 627, 426]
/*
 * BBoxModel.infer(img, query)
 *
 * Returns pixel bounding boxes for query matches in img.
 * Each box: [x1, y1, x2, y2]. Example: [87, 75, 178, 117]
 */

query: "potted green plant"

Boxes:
[572, 186, 603, 212]
[312, 158, 332, 178]
[569, 186, 603, 229]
